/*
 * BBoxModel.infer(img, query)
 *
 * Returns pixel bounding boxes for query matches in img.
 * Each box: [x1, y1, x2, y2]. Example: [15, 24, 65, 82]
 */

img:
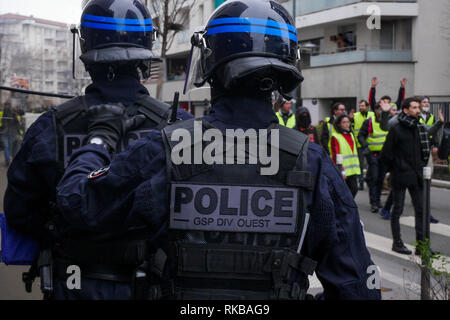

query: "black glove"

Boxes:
[87, 103, 145, 153]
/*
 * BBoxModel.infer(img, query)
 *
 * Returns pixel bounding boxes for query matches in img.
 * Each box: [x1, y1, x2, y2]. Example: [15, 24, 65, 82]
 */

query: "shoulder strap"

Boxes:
[53, 96, 86, 126]
[135, 95, 171, 127]
[267, 124, 314, 190]
[162, 119, 211, 181]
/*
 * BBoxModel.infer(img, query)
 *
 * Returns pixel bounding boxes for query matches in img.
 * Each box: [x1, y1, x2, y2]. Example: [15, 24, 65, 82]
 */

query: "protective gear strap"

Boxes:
[134, 95, 171, 128]
[53, 96, 87, 126]
[176, 243, 316, 277]
[58, 238, 148, 266]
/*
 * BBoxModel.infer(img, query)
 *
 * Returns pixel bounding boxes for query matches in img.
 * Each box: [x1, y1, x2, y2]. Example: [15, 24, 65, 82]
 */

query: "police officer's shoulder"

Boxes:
[177, 108, 194, 120]
[22, 110, 55, 142]
[52, 96, 85, 120]
[275, 124, 310, 156]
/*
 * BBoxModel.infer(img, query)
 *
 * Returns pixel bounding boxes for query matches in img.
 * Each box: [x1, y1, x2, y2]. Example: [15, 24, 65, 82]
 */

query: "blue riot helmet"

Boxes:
[75, 0, 157, 78]
[184, 0, 303, 96]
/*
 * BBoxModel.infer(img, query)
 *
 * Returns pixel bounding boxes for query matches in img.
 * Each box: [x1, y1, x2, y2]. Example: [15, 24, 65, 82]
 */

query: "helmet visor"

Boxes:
[183, 29, 211, 95]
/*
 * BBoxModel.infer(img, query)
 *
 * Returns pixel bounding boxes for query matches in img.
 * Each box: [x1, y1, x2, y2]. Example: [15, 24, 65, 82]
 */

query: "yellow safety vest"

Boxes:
[276, 111, 296, 128]
[325, 117, 337, 154]
[367, 117, 388, 152]
[419, 113, 435, 127]
[0, 111, 3, 128]
[17, 115, 24, 135]
[353, 111, 375, 148]
[331, 132, 361, 177]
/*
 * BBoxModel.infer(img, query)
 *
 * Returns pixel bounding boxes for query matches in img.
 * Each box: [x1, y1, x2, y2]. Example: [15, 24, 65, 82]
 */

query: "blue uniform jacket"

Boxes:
[4, 77, 192, 239]
[56, 95, 381, 300]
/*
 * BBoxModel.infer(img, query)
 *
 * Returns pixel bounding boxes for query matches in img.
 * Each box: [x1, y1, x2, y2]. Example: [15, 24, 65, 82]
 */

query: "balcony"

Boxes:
[308, 46, 412, 67]
[285, 0, 418, 28]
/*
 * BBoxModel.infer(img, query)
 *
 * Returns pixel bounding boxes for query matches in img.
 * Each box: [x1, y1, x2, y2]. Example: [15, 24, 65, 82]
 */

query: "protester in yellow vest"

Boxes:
[321, 102, 347, 155]
[353, 100, 374, 190]
[419, 96, 435, 126]
[357, 101, 391, 213]
[275, 100, 296, 128]
[330, 114, 361, 198]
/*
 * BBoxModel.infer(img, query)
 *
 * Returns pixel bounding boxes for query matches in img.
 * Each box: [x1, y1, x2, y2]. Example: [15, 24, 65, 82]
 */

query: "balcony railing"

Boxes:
[305, 45, 412, 67]
[281, 0, 417, 17]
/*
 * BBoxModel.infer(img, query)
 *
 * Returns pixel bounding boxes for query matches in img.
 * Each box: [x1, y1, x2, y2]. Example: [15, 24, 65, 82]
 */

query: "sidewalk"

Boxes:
[432, 179, 450, 189]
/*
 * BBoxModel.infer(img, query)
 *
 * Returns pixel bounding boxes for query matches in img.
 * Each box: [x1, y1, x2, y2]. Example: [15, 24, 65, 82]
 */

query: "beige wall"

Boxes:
[302, 62, 415, 102]
[413, 0, 450, 98]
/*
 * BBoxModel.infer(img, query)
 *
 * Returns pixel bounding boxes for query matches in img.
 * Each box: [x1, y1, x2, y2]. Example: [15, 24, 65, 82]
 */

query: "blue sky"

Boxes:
[0, 0, 83, 24]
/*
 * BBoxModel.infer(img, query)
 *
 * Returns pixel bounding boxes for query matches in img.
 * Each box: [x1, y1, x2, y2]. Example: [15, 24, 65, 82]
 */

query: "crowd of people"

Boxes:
[275, 77, 447, 255]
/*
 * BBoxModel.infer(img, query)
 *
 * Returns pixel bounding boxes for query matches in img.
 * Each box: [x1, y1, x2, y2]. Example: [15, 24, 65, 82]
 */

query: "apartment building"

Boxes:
[284, 0, 450, 124]
[145, 0, 450, 121]
[0, 13, 77, 95]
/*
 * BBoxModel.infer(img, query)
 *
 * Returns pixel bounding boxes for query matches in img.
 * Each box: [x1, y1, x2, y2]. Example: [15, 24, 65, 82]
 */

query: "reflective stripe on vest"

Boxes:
[353, 111, 374, 148]
[325, 118, 336, 154]
[331, 132, 361, 177]
[419, 114, 435, 127]
[367, 117, 388, 152]
[276, 111, 296, 128]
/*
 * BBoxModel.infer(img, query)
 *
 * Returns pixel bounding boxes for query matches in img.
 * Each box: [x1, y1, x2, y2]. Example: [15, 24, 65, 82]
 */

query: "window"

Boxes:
[166, 55, 189, 81]
[336, 24, 357, 51]
[380, 21, 395, 50]
[299, 38, 322, 68]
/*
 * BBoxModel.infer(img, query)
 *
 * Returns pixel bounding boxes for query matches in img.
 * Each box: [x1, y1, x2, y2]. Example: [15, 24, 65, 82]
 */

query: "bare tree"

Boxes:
[144, 0, 198, 100]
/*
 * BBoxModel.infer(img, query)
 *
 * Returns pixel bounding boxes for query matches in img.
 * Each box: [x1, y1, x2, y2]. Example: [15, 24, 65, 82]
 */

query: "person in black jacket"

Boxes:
[381, 97, 444, 255]
[438, 122, 450, 163]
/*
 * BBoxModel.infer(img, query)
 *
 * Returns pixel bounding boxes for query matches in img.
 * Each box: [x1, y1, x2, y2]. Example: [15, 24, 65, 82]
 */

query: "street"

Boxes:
[0, 162, 449, 299]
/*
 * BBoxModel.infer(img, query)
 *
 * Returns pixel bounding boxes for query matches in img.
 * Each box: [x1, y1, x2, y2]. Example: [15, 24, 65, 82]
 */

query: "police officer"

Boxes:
[57, 0, 381, 300]
[4, 0, 191, 300]
[357, 101, 391, 213]
[353, 100, 374, 190]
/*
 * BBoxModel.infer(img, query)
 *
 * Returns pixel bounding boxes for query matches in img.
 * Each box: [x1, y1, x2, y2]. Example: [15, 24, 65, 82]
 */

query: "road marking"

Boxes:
[400, 216, 450, 237]
[364, 231, 450, 272]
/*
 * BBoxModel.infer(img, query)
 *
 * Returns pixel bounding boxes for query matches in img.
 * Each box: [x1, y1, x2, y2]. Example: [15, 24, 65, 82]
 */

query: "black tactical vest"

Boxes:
[161, 119, 317, 300]
[50, 94, 171, 266]
[53, 94, 171, 173]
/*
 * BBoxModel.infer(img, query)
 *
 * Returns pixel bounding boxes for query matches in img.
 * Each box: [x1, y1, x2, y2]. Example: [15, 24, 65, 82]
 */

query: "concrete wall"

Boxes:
[413, 0, 450, 99]
[301, 62, 415, 102]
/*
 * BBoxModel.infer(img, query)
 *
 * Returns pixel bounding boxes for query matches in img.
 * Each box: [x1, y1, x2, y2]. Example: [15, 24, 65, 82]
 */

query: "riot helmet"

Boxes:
[75, 0, 157, 77]
[184, 0, 303, 97]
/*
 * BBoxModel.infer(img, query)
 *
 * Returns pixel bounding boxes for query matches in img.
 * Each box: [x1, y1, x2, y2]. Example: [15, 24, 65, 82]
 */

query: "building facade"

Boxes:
[145, 0, 450, 121]
[0, 13, 85, 96]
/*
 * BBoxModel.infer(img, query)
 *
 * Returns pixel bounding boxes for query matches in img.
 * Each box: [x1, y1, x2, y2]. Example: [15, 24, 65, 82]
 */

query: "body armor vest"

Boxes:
[50, 94, 171, 267]
[53, 94, 171, 172]
[161, 119, 317, 300]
